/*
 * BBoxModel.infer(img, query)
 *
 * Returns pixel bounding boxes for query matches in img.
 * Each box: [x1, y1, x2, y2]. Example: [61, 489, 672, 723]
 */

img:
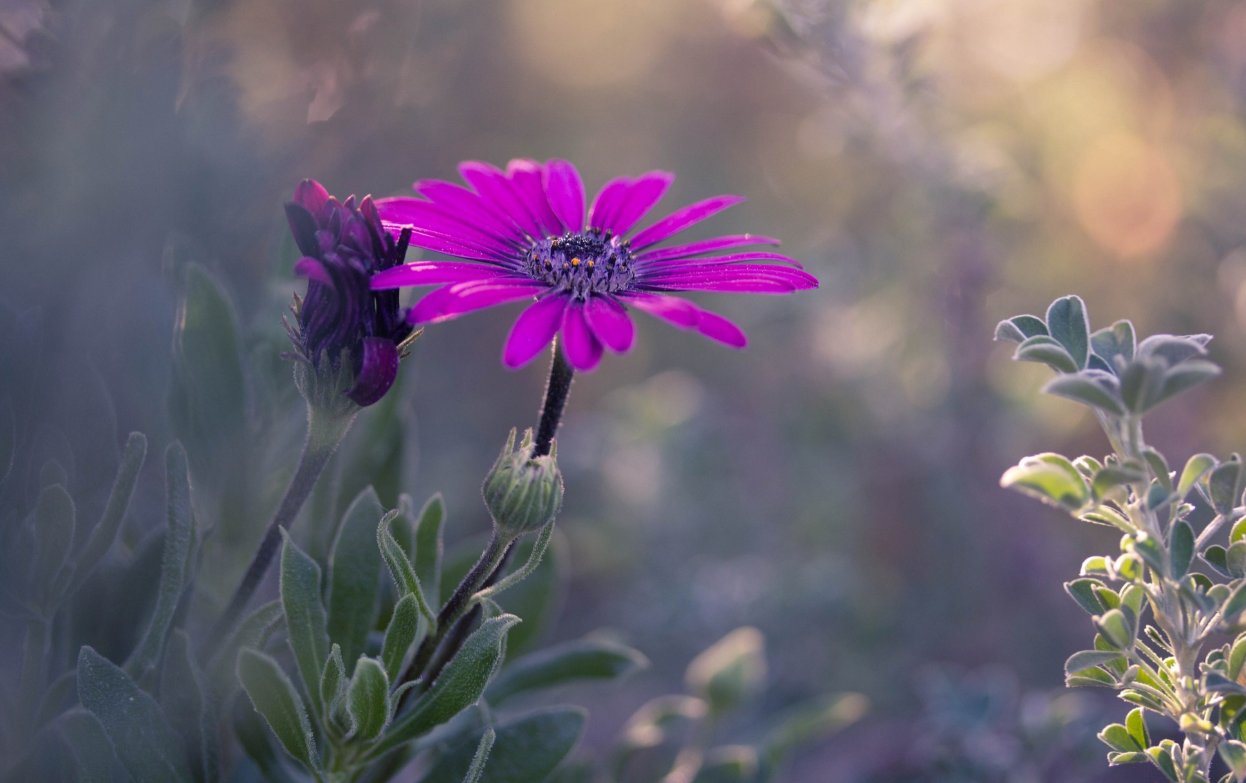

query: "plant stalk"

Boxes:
[204, 403, 356, 656]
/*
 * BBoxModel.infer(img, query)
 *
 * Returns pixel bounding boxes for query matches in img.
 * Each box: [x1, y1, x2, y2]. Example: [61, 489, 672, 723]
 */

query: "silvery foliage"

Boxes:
[998, 295, 1246, 782]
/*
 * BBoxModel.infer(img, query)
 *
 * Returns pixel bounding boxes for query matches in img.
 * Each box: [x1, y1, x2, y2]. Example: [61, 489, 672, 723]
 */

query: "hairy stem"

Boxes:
[534, 344, 574, 457]
[204, 404, 356, 656]
[396, 345, 573, 705]
[1110, 414, 1217, 776]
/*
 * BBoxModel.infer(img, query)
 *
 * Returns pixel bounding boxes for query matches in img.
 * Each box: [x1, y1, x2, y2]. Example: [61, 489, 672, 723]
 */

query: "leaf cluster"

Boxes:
[999, 296, 1246, 783]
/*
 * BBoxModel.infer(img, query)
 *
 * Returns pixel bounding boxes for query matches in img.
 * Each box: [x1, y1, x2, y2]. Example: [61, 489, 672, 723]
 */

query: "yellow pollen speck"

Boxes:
[586, 259, 595, 267]
[571, 257, 581, 266]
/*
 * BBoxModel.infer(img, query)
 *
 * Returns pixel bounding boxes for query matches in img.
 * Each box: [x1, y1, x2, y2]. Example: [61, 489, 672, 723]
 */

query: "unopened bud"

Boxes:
[483, 428, 563, 538]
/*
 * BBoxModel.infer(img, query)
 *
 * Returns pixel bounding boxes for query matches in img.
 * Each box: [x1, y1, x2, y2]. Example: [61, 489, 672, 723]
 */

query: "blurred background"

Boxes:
[5, 0, 1246, 779]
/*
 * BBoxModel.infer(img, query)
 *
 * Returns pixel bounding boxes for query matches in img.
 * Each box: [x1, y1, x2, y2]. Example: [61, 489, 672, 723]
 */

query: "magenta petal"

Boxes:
[347, 336, 400, 406]
[386, 226, 512, 264]
[503, 294, 569, 368]
[629, 195, 746, 250]
[637, 234, 782, 263]
[410, 280, 543, 324]
[543, 160, 586, 233]
[640, 251, 802, 269]
[587, 177, 632, 233]
[293, 179, 331, 214]
[414, 180, 530, 244]
[377, 198, 523, 258]
[459, 161, 546, 240]
[693, 310, 748, 348]
[583, 296, 635, 353]
[371, 262, 508, 290]
[294, 256, 332, 284]
[639, 264, 819, 292]
[561, 303, 604, 371]
[591, 172, 674, 235]
[622, 292, 700, 327]
[622, 293, 748, 348]
[641, 278, 798, 294]
[507, 160, 565, 236]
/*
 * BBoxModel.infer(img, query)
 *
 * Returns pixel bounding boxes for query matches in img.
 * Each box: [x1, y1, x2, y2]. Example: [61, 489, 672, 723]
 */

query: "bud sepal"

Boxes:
[483, 428, 564, 540]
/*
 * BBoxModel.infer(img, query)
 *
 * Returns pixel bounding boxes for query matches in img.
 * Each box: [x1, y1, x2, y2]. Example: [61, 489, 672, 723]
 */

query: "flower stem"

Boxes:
[204, 404, 356, 656]
[397, 346, 573, 703]
[533, 343, 574, 457]
[398, 534, 512, 702]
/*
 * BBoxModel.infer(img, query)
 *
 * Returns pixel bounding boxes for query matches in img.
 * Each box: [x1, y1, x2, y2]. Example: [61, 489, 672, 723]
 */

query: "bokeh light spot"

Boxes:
[1071, 133, 1181, 259]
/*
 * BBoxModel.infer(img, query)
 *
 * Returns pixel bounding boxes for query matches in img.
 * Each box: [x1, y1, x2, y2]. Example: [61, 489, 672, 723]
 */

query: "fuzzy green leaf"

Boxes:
[207, 600, 283, 686]
[58, 708, 126, 783]
[1230, 542, 1246, 578]
[320, 644, 346, 718]
[761, 693, 867, 762]
[487, 637, 649, 705]
[1045, 296, 1090, 369]
[1001, 453, 1089, 511]
[1065, 650, 1124, 675]
[368, 614, 520, 761]
[328, 487, 385, 669]
[1042, 372, 1124, 415]
[77, 647, 193, 782]
[1178, 453, 1217, 500]
[1099, 723, 1142, 753]
[1096, 609, 1134, 650]
[1212, 461, 1244, 517]
[169, 262, 246, 470]
[71, 432, 147, 594]
[994, 314, 1047, 344]
[418, 707, 585, 783]
[1146, 744, 1180, 782]
[1225, 585, 1246, 623]
[1065, 579, 1107, 614]
[128, 443, 196, 680]
[236, 648, 319, 772]
[1206, 545, 1232, 578]
[382, 594, 424, 682]
[1120, 356, 1166, 413]
[1230, 635, 1246, 680]
[414, 494, 446, 608]
[1219, 739, 1246, 778]
[1066, 667, 1116, 688]
[346, 657, 390, 742]
[1126, 708, 1149, 749]
[378, 511, 435, 627]
[686, 627, 767, 717]
[1092, 464, 1146, 502]
[160, 630, 217, 783]
[32, 484, 76, 609]
[280, 532, 329, 715]
[1014, 335, 1078, 374]
[1171, 521, 1195, 579]
[1091, 320, 1136, 369]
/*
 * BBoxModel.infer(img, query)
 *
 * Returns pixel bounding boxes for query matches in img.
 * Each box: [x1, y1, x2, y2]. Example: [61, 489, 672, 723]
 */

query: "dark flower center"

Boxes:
[524, 230, 636, 299]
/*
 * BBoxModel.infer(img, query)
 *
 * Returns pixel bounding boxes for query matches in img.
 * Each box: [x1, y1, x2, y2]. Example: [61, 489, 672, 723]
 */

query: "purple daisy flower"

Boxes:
[286, 179, 415, 406]
[370, 159, 818, 372]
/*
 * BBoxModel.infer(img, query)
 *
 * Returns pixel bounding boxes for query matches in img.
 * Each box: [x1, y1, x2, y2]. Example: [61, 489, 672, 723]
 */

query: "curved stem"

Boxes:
[533, 344, 574, 457]
[204, 404, 356, 656]
[396, 345, 574, 704]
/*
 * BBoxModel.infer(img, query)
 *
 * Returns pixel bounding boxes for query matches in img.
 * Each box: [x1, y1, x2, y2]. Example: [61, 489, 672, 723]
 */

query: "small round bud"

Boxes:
[483, 428, 564, 538]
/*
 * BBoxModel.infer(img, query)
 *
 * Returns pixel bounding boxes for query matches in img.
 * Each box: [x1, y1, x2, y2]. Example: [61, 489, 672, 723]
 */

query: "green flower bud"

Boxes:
[483, 428, 564, 538]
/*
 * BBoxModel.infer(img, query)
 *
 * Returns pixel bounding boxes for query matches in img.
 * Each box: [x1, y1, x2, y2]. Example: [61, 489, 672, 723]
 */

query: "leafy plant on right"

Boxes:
[997, 295, 1246, 782]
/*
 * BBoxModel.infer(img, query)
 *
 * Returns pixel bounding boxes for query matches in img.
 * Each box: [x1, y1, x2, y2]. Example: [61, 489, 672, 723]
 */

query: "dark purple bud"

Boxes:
[286, 179, 414, 410]
[347, 337, 400, 406]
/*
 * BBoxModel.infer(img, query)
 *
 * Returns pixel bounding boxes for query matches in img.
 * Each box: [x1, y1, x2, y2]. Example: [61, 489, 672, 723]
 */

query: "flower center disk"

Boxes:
[525, 230, 635, 299]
